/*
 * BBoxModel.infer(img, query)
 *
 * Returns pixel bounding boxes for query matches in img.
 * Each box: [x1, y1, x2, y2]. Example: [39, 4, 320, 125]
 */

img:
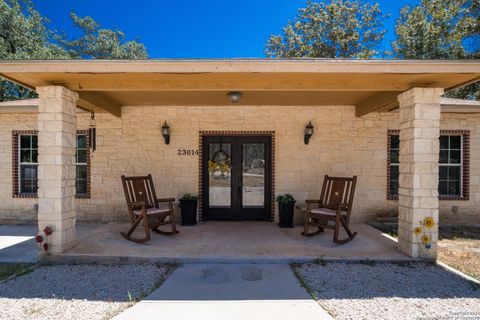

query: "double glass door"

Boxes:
[202, 136, 272, 220]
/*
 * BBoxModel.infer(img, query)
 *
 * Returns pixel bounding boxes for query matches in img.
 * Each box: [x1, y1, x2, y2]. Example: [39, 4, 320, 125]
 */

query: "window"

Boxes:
[387, 133, 399, 198]
[387, 130, 469, 200]
[19, 135, 38, 194]
[12, 130, 90, 198]
[76, 134, 88, 196]
[439, 135, 462, 197]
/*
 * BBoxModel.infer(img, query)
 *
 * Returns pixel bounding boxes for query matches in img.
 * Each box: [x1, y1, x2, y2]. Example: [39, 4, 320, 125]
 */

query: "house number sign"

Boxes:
[177, 149, 199, 156]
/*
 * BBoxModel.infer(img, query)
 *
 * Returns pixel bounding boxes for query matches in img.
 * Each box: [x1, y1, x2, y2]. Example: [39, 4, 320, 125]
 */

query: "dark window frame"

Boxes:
[12, 130, 91, 199]
[75, 130, 90, 199]
[387, 130, 470, 201]
[12, 130, 39, 198]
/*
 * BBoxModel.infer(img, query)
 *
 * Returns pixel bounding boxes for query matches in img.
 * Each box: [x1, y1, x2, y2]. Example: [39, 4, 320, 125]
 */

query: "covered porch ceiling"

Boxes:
[0, 59, 479, 117]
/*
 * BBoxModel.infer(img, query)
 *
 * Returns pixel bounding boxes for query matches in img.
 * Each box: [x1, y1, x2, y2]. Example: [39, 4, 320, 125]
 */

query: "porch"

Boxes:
[1, 59, 480, 261]
[47, 222, 409, 263]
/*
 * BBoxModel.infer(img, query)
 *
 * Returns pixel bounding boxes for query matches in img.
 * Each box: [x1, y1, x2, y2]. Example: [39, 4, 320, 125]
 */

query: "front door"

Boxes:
[202, 135, 272, 220]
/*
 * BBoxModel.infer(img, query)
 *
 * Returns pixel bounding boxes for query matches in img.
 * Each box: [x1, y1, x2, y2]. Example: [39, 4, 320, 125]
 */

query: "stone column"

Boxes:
[37, 86, 78, 254]
[397, 87, 443, 259]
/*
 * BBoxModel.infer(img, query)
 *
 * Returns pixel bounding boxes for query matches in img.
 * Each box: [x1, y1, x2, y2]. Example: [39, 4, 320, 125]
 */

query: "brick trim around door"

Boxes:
[198, 131, 275, 221]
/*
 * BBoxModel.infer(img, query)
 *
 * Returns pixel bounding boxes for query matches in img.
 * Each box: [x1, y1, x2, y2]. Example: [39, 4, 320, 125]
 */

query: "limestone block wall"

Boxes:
[0, 113, 38, 222]
[37, 86, 79, 253]
[0, 105, 478, 224]
[0, 112, 91, 223]
[397, 88, 442, 259]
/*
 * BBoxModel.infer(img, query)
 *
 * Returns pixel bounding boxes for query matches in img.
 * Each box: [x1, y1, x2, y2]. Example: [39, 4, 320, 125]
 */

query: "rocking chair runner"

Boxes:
[302, 175, 358, 244]
[121, 174, 178, 243]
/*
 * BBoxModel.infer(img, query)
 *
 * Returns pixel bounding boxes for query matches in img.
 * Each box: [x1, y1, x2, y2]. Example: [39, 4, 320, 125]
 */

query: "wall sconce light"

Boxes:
[304, 121, 314, 145]
[161, 121, 170, 145]
[228, 91, 242, 103]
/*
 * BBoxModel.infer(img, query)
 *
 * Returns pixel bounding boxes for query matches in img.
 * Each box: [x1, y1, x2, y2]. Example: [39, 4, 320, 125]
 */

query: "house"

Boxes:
[0, 59, 479, 260]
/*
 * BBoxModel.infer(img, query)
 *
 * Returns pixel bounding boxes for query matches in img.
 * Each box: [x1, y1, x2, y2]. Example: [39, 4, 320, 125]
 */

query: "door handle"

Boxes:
[236, 167, 242, 190]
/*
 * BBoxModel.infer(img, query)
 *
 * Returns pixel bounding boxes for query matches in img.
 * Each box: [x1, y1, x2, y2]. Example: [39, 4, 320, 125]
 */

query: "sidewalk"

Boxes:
[114, 263, 333, 320]
[0, 225, 37, 263]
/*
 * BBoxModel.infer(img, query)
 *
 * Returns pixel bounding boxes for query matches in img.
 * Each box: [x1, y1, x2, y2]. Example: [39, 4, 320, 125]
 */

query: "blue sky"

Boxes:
[33, 0, 418, 58]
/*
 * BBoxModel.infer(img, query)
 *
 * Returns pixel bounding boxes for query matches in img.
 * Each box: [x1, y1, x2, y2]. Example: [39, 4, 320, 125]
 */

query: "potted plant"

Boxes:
[276, 194, 296, 228]
[179, 193, 198, 226]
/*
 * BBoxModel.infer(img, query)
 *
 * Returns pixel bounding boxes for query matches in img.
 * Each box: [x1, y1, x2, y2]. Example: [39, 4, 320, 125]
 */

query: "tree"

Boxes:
[265, 0, 387, 58]
[0, 0, 70, 101]
[0, 1, 148, 101]
[59, 13, 148, 59]
[393, 0, 480, 99]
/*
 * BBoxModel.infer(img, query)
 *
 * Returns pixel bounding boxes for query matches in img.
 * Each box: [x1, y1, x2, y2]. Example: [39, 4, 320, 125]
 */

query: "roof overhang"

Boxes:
[0, 59, 479, 118]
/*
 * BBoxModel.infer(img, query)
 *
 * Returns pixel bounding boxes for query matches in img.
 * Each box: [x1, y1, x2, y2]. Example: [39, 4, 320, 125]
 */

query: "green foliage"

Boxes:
[0, 0, 148, 101]
[0, 263, 34, 281]
[471, 282, 480, 291]
[0, 0, 70, 60]
[265, 0, 387, 58]
[313, 256, 327, 266]
[448, 83, 480, 100]
[58, 12, 148, 59]
[290, 264, 318, 300]
[393, 0, 480, 99]
[180, 193, 198, 201]
[358, 259, 377, 266]
[393, 0, 477, 59]
[0, 0, 70, 101]
[276, 194, 296, 204]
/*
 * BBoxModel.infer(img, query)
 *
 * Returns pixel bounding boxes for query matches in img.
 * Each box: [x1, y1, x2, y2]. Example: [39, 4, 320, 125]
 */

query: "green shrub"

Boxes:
[180, 193, 198, 201]
[276, 194, 296, 204]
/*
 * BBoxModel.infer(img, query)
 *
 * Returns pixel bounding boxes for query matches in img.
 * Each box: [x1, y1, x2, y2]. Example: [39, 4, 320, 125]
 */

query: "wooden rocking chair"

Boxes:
[302, 175, 358, 244]
[121, 174, 178, 243]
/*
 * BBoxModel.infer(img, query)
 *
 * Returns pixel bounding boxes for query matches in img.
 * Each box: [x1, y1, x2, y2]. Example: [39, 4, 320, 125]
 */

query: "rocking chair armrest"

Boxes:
[156, 198, 175, 203]
[128, 201, 147, 209]
[305, 199, 321, 204]
[335, 203, 351, 211]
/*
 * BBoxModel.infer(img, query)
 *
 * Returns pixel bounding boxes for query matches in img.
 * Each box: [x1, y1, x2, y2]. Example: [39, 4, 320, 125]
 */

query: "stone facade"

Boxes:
[0, 104, 479, 226]
[37, 86, 78, 253]
[397, 88, 443, 259]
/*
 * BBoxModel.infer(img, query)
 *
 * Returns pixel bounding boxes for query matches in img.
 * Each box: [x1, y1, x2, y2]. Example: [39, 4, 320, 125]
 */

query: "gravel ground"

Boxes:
[294, 262, 480, 320]
[368, 223, 480, 281]
[0, 264, 173, 320]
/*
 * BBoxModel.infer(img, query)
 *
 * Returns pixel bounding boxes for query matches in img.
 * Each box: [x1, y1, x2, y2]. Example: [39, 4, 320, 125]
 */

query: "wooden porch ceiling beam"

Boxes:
[77, 92, 122, 117]
[47, 75, 411, 92]
[0, 73, 122, 117]
[355, 92, 400, 117]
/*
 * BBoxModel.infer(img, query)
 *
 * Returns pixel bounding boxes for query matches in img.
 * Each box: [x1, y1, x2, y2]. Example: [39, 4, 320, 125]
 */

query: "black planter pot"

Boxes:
[179, 199, 197, 226]
[278, 201, 296, 228]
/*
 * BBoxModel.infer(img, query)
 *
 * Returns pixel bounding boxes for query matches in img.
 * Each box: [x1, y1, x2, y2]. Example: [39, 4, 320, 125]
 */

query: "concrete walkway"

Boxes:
[0, 225, 37, 263]
[0, 224, 96, 264]
[114, 263, 333, 320]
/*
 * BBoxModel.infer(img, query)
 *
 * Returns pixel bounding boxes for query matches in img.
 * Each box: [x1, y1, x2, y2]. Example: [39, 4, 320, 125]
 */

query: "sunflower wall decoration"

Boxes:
[414, 216, 436, 251]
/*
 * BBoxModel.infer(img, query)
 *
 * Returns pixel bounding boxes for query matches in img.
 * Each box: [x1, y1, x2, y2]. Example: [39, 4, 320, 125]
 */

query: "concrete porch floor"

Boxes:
[53, 222, 412, 263]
